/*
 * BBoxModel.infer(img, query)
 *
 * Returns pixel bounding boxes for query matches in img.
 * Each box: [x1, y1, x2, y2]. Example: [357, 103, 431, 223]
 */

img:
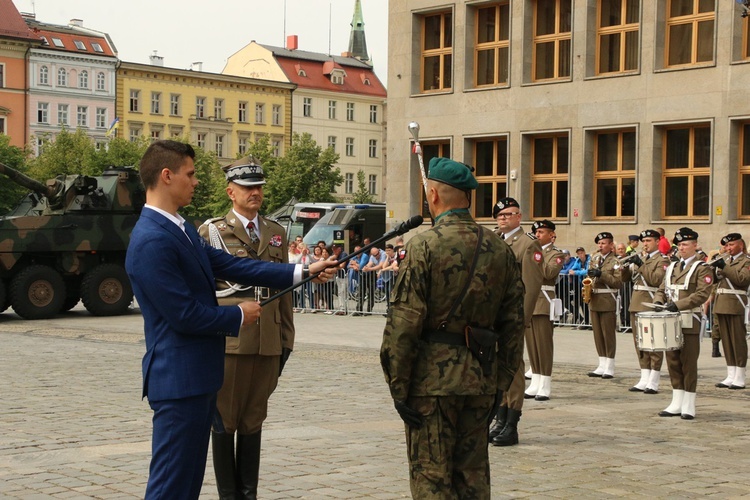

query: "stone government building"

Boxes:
[385, 0, 750, 249]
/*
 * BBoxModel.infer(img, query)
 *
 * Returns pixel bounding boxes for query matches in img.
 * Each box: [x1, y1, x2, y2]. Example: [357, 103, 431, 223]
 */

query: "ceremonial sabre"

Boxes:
[408, 121, 429, 196]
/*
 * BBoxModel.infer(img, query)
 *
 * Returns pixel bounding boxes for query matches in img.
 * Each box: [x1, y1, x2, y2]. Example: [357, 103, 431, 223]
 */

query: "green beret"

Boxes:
[427, 157, 478, 191]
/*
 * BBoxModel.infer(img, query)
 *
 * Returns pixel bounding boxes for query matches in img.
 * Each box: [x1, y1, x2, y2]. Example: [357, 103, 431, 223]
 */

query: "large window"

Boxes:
[272, 104, 281, 126]
[238, 137, 248, 155]
[475, 3, 510, 87]
[345, 173, 354, 194]
[662, 124, 711, 218]
[472, 137, 508, 219]
[530, 134, 569, 219]
[96, 108, 106, 128]
[39, 66, 49, 85]
[533, 0, 572, 81]
[151, 92, 161, 114]
[129, 127, 141, 142]
[196, 132, 206, 149]
[196, 97, 205, 118]
[79, 70, 88, 89]
[369, 105, 378, 123]
[368, 139, 378, 158]
[597, 0, 640, 74]
[96, 72, 105, 91]
[215, 99, 224, 120]
[369, 175, 377, 195]
[255, 103, 264, 124]
[77, 106, 88, 127]
[57, 104, 68, 126]
[421, 11, 453, 92]
[58, 68, 67, 87]
[238, 102, 248, 122]
[328, 136, 337, 152]
[593, 129, 636, 219]
[328, 100, 337, 120]
[419, 141, 452, 218]
[130, 90, 140, 112]
[216, 135, 225, 157]
[739, 123, 750, 218]
[346, 102, 355, 121]
[345, 137, 354, 156]
[666, 0, 715, 67]
[303, 97, 312, 117]
[170, 94, 180, 116]
[38, 102, 49, 124]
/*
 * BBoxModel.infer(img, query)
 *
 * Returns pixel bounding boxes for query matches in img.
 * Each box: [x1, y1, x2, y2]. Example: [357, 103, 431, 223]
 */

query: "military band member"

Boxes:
[710, 233, 750, 390]
[380, 158, 524, 498]
[489, 197, 543, 446]
[199, 156, 295, 498]
[620, 229, 670, 393]
[525, 220, 565, 400]
[586, 232, 623, 379]
[709, 239, 730, 358]
[653, 227, 714, 420]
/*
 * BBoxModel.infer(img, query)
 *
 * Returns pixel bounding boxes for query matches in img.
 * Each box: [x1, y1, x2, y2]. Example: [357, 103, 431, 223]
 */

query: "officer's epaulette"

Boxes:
[200, 216, 225, 228]
[551, 245, 561, 251]
[524, 232, 537, 240]
[261, 215, 283, 231]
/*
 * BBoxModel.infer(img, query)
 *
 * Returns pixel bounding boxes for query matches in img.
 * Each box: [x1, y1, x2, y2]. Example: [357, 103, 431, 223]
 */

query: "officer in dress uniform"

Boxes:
[653, 227, 714, 420]
[199, 156, 295, 498]
[586, 232, 623, 379]
[489, 197, 543, 447]
[710, 233, 750, 390]
[380, 157, 524, 498]
[525, 220, 565, 400]
[620, 229, 670, 394]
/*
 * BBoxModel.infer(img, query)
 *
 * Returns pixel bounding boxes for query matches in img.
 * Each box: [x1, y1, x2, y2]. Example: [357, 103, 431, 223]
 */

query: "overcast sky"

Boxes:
[11, 0, 389, 83]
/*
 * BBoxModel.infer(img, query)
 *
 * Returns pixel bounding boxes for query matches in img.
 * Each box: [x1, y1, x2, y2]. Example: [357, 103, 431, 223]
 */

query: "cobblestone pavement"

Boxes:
[1, 309, 749, 498]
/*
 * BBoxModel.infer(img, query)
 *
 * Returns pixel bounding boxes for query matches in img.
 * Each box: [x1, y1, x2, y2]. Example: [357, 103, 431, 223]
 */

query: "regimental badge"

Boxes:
[704, 275, 712, 284]
[556, 257, 563, 264]
[217, 223, 227, 231]
[270, 235, 282, 247]
[534, 251, 543, 263]
[497, 201, 505, 210]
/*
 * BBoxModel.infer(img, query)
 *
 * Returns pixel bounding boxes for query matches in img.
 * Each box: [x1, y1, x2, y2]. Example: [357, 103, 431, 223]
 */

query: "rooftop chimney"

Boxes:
[69, 19, 83, 27]
[150, 50, 164, 67]
[190, 62, 203, 72]
[286, 35, 298, 51]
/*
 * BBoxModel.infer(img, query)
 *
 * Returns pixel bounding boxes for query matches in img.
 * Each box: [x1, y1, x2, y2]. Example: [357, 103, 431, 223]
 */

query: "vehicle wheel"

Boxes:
[81, 264, 133, 316]
[0, 279, 8, 313]
[9, 265, 66, 319]
[62, 277, 81, 311]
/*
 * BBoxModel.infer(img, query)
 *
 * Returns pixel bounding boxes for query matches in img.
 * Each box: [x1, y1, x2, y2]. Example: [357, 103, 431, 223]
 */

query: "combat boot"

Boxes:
[491, 409, 521, 447]
[237, 431, 262, 499]
[489, 405, 508, 439]
[712, 341, 721, 358]
[211, 430, 238, 500]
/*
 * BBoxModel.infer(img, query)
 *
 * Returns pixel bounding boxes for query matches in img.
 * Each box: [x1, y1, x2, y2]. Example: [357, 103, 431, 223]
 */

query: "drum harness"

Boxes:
[632, 252, 661, 300]
[204, 219, 271, 300]
[540, 247, 563, 321]
[665, 260, 707, 337]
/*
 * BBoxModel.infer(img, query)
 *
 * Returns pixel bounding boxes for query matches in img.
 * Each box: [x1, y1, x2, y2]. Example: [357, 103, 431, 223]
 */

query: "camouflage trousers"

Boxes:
[405, 394, 495, 499]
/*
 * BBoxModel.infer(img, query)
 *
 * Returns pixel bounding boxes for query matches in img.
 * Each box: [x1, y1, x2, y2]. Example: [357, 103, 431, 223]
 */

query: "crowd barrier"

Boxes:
[289, 268, 715, 333]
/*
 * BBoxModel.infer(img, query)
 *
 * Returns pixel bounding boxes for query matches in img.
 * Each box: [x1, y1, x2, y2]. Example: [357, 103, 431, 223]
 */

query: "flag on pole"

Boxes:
[106, 117, 120, 137]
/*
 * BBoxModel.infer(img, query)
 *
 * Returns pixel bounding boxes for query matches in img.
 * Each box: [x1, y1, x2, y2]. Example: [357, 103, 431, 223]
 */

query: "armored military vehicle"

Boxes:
[0, 163, 145, 319]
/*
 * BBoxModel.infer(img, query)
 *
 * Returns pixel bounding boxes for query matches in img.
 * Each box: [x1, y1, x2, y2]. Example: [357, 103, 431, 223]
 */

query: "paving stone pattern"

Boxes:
[0, 312, 749, 498]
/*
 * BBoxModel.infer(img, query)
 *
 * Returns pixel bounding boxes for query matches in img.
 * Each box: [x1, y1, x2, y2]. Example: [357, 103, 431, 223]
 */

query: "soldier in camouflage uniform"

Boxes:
[381, 157, 524, 499]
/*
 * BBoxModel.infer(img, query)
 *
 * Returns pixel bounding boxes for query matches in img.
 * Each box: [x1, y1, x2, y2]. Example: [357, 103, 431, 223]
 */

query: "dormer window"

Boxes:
[74, 40, 86, 50]
[332, 74, 343, 85]
[91, 42, 104, 53]
[363, 78, 370, 85]
[298, 69, 307, 77]
[52, 37, 64, 48]
[40, 36, 48, 46]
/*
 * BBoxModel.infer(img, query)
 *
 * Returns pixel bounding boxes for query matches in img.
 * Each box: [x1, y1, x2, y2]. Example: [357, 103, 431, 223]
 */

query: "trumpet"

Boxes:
[617, 253, 642, 265]
[707, 252, 730, 267]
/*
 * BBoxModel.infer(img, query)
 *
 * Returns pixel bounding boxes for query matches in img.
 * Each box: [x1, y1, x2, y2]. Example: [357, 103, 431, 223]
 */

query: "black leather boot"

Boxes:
[492, 409, 521, 447]
[211, 431, 238, 500]
[489, 405, 508, 439]
[712, 341, 721, 358]
[237, 431, 262, 499]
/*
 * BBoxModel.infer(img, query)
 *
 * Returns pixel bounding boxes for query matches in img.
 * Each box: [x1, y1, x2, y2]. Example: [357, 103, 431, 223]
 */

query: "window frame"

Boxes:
[369, 104, 378, 123]
[532, 0, 573, 82]
[170, 94, 180, 116]
[368, 139, 378, 158]
[368, 174, 377, 195]
[95, 107, 106, 128]
[345, 173, 354, 194]
[529, 133, 570, 220]
[196, 97, 206, 118]
[57, 104, 68, 126]
[664, 0, 715, 68]
[303, 97, 312, 117]
[76, 105, 88, 127]
[215, 99, 224, 120]
[471, 136, 509, 220]
[328, 135, 337, 152]
[96, 71, 105, 91]
[151, 92, 161, 114]
[57, 68, 67, 87]
[420, 10, 453, 93]
[473, 2, 511, 88]
[39, 65, 49, 85]
[346, 102, 355, 121]
[595, 0, 640, 75]
[272, 104, 281, 126]
[78, 70, 88, 89]
[129, 89, 140, 112]
[345, 137, 355, 156]
[660, 123, 712, 220]
[592, 128, 637, 220]
[255, 103, 265, 124]
[38, 102, 49, 124]
[738, 121, 750, 218]
[328, 100, 337, 120]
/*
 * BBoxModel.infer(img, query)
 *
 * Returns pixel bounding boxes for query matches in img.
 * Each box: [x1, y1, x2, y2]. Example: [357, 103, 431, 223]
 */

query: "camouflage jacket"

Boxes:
[380, 210, 524, 401]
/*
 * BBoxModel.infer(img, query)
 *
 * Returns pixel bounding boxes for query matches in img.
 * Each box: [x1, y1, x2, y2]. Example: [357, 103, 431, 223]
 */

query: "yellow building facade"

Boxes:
[116, 61, 295, 162]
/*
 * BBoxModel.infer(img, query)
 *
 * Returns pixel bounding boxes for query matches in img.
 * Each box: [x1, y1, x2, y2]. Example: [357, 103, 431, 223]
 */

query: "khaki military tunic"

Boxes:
[380, 210, 524, 499]
[529, 244, 565, 376]
[499, 227, 544, 409]
[588, 252, 622, 359]
[654, 259, 714, 392]
[621, 251, 670, 371]
[713, 253, 750, 367]
[199, 211, 294, 434]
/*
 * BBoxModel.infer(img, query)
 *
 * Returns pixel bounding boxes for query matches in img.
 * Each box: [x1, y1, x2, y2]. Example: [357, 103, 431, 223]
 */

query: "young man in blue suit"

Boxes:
[126, 140, 333, 499]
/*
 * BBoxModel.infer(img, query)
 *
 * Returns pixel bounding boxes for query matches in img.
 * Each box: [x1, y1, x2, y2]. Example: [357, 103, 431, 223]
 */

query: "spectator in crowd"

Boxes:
[288, 241, 299, 262]
[295, 235, 303, 245]
[328, 243, 349, 316]
[657, 227, 672, 255]
[378, 244, 399, 313]
[295, 243, 314, 312]
[347, 245, 363, 298]
[310, 246, 325, 311]
[615, 242, 628, 259]
[569, 247, 591, 327]
[626, 235, 640, 255]
[356, 246, 387, 316]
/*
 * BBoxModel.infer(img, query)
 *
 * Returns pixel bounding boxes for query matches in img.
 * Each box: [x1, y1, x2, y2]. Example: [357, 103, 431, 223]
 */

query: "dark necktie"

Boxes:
[247, 221, 260, 245]
[679, 260, 685, 272]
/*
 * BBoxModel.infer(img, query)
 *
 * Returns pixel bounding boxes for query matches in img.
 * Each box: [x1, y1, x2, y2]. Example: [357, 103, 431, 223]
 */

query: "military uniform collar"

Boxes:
[541, 242, 552, 250]
[433, 208, 471, 224]
[648, 250, 661, 259]
[231, 209, 259, 231]
[502, 226, 522, 240]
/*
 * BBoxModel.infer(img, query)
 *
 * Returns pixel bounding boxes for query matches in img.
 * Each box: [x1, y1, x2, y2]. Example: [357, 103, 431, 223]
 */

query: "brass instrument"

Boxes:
[618, 253, 642, 265]
[582, 277, 593, 303]
[707, 252, 730, 267]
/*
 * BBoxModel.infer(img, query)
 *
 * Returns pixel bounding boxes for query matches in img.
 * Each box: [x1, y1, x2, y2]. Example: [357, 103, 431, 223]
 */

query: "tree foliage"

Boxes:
[351, 169, 374, 204]
[27, 129, 100, 179]
[263, 132, 342, 213]
[0, 135, 32, 214]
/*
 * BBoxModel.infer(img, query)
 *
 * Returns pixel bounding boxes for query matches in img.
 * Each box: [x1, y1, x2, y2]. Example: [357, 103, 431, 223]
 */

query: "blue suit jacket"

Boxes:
[126, 207, 295, 401]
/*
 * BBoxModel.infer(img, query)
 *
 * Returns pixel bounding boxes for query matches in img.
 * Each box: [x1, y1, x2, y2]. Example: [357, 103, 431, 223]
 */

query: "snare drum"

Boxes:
[635, 311, 683, 351]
